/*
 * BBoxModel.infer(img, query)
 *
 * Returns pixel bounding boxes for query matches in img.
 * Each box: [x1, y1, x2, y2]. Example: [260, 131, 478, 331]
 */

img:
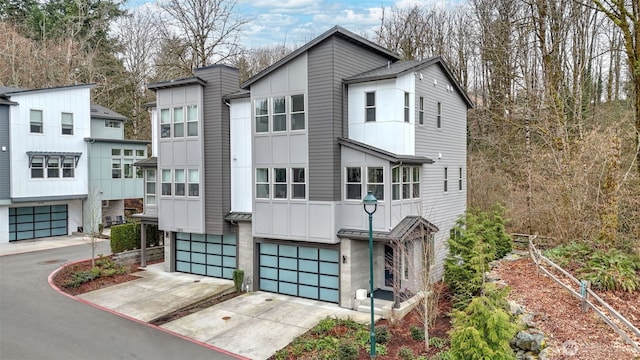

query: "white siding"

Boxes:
[230, 98, 252, 212]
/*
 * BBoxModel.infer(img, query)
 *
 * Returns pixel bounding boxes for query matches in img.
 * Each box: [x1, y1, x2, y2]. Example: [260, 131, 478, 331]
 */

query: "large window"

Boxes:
[404, 92, 410, 122]
[160, 108, 171, 138]
[392, 166, 421, 200]
[292, 168, 306, 199]
[30, 109, 43, 133]
[47, 157, 60, 178]
[256, 168, 269, 198]
[273, 168, 287, 199]
[187, 105, 198, 136]
[112, 159, 122, 179]
[437, 102, 442, 128]
[419, 97, 424, 125]
[291, 94, 305, 130]
[255, 99, 268, 133]
[173, 107, 184, 137]
[346, 167, 362, 200]
[146, 169, 156, 205]
[188, 169, 199, 196]
[61, 112, 73, 135]
[365, 92, 376, 122]
[161, 169, 172, 195]
[367, 167, 384, 200]
[31, 156, 44, 178]
[272, 97, 286, 132]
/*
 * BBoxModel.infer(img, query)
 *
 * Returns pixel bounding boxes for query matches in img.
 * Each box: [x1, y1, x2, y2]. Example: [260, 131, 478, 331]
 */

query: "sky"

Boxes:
[125, 0, 456, 49]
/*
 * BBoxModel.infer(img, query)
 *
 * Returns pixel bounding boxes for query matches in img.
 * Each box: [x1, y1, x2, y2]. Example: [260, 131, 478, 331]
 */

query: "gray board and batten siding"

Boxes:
[0, 105, 9, 200]
[307, 34, 398, 202]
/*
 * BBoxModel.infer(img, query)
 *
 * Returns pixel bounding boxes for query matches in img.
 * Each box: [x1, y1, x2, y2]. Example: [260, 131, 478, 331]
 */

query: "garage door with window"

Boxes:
[175, 232, 237, 279]
[259, 243, 339, 303]
[9, 205, 68, 241]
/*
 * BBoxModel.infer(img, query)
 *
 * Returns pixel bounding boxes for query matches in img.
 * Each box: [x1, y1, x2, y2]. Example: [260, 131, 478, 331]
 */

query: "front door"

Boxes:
[384, 245, 394, 287]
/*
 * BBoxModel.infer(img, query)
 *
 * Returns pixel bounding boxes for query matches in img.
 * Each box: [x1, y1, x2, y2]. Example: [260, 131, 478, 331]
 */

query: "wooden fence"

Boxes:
[523, 234, 640, 353]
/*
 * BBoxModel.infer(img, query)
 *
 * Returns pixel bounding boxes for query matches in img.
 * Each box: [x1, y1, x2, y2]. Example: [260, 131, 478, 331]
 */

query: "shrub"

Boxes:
[110, 223, 140, 253]
[582, 248, 639, 292]
[410, 325, 425, 341]
[337, 341, 359, 360]
[375, 325, 391, 344]
[233, 269, 244, 292]
[429, 336, 449, 349]
[398, 346, 415, 360]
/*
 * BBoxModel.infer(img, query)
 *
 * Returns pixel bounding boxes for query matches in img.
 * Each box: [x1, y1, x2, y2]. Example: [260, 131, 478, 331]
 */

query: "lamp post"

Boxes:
[363, 190, 378, 357]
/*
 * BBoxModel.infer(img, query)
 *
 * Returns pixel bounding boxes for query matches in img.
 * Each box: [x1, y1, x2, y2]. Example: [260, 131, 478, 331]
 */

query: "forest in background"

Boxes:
[1, 0, 638, 252]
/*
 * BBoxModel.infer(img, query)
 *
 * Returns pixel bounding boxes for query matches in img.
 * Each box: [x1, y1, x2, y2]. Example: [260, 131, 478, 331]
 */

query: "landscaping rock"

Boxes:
[509, 300, 524, 315]
[514, 330, 545, 353]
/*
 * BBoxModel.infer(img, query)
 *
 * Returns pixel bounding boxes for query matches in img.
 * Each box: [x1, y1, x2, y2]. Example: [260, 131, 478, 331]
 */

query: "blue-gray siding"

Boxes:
[307, 36, 395, 201]
[0, 105, 9, 200]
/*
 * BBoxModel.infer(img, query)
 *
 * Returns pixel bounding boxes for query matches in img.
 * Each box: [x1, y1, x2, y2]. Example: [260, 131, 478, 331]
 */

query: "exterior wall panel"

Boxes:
[0, 105, 10, 201]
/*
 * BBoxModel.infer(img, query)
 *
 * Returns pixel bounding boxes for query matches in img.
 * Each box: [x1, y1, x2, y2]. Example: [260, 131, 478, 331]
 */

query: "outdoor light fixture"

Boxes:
[362, 190, 378, 357]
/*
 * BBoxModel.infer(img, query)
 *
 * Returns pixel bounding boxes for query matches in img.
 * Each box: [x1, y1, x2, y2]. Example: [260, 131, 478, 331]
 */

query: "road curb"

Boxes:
[48, 259, 250, 360]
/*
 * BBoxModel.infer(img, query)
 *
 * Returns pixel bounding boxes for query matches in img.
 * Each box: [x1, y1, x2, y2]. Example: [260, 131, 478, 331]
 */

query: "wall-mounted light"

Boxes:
[433, 79, 438, 86]
[342, 255, 347, 264]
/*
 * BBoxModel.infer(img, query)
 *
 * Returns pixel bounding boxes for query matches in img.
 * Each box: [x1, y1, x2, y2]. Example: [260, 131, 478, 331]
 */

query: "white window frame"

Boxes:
[345, 167, 362, 200]
[392, 166, 400, 200]
[291, 167, 306, 199]
[291, 94, 305, 131]
[145, 169, 156, 205]
[31, 156, 44, 178]
[437, 102, 442, 128]
[412, 167, 420, 198]
[160, 108, 171, 138]
[255, 99, 269, 133]
[272, 97, 287, 132]
[187, 105, 198, 136]
[47, 156, 60, 178]
[105, 120, 121, 128]
[404, 92, 410, 123]
[367, 167, 384, 201]
[256, 168, 269, 199]
[174, 169, 185, 196]
[61, 112, 73, 135]
[365, 92, 376, 122]
[188, 169, 199, 196]
[459, 167, 463, 191]
[112, 159, 122, 179]
[273, 168, 287, 199]
[62, 157, 74, 178]
[30, 109, 43, 134]
[402, 167, 411, 199]
[444, 167, 448, 192]
[161, 169, 172, 196]
[173, 107, 184, 137]
[419, 97, 424, 125]
[124, 159, 134, 179]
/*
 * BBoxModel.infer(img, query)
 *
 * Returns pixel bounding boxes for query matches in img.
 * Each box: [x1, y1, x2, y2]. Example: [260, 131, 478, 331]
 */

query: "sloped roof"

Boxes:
[345, 57, 474, 109]
[337, 215, 439, 242]
[91, 104, 127, 121]
[147, 76, 206, 91]
[224, 212, 252, 222]
[134, 156, 157, 167]
[241, 25, 400, 89]
[0, 84, 94, 96]
[338, 137, 434, 165]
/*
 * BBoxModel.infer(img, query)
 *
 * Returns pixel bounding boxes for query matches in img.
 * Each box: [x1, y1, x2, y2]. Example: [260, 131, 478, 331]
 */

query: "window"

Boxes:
[419, 97, 424, 125]
[367, 167, 384, 201]
[365, 92, 376, 122]
[173, 107, 184, 137]
[188, 169, 199, 196]
[174, 169, 185, 196]
[273, 168, 287, 199]
[256, 168, 269, 198]
[62, 157, 74, 178]
[255, 99, 268, 133]
[112, 149, 121, 156]
[61, 113, 73, 135]
[146, 169, 156, 205]
[124, 149, 133, 156]
[160, 108, 170, 138]
[412, 167, 420, 198]
[272, 97, 286, 132]
[402, 167, 411, 199]
[30, 109, 43, 133]
[444, 167, 448, 192]
[112, 159, 122, 179]
[47, 157, 60, 178]
[292, 168, 306, 199]
[124, 159, 133, 179]
[346, 167, 362, 200]
[161, 169, 172, 196]
[459, 167, 463, 191]
[392, 167, 400, 200]
[404, 92, 410, 122]
[31, 156, 44, 178]
[437, 102, 442, 128]
[105, 120, 121, 128]
[136, 149, 145, 157]
[291, 94, 305, 130]
[187, 105, 198, 136]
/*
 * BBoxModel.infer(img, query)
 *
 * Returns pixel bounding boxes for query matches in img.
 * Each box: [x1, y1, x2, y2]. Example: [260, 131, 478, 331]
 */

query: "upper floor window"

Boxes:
[160, 109, 171, 138]
[62, 157, 74, 177]
[255, 99, 269, 133]
[459, 167, 463, 191]
[161, 169, 172, 196]
[291, 94, 305, 130]
[444, 167, 448, 192]
[256, 168, 269, 198]
[272, 97, 286, 132]
[346, 167, 362, 200]
[146, 169, 156, 205]
[124, 159, 134, 179]
[136, 149, 145, 157]
[31, 156, 44, 178]
[419, 97, 424, 125]
[188, 169, 199, 196]
[47, 157, 60, 178]
[30, 109, 43, 133]
[413, 167, 420, 198]
[437, 102, 442, 128]
[123, 149, 133, 156]
[112, 149, 121, 156]
[402, 167, 411, 199]
[173, 107, 184, 137]
[61, 113, 73, 135]
[174, 169, 185, 196]
[367, 167, 384, 201]
[392, 166, 421, 200]
[404, 92, 410, 122]
[112, 159, 122, 179]
[365, 92, 376, 122]
[291, 168, 306, 199]
[273, 168, 287, 199]
[187, 105, 198, 136]
[105, 120, 121, 128]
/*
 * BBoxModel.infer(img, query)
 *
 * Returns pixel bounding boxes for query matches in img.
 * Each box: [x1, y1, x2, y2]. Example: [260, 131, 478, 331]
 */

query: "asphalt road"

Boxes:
[0, 242, 238, 360]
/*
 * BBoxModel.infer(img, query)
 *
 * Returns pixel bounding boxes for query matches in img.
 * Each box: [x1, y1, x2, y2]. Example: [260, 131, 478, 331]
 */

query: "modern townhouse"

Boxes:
[138, 26, 472, 310]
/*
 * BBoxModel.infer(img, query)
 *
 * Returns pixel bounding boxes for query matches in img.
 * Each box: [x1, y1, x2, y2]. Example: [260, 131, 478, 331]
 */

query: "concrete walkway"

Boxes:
[0, 230, 110, 257]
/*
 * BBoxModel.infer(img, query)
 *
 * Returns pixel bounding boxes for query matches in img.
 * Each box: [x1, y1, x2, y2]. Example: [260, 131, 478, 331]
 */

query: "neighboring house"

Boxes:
[84, 104, 150, 232]
[138, 26, 472, 309]
[0, 85, 149, 242]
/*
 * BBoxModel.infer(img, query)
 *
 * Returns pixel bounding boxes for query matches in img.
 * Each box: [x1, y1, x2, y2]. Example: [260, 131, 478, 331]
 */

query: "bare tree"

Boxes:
[158, 0, 247, 70]
[231, 44, 295, 83]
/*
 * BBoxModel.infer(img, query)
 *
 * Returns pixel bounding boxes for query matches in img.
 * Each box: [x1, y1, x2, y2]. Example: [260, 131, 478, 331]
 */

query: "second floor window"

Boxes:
[444, 167, 448, 192]
[365, 92, 375, 122]
[173, 107, 184, 137]
[160, 109, 170, 138]
[146, 169, 156, 205]
[162, 169, 172, 195]
[292, 168, 306, 199]
[459, 167, 463, 191]
[291, 94, 305, 130]
[272, 97, 286, 132]
[47, 157, 60, 178]
[419, 97, 424, 125]
[273, 168, 287, 199]
[392, 166, 421, 200]
[404, 92, 410, 122]
[124, 159, 134, 179]
[174, 169, 185, 196]
[31, 156, 44, 178]
[256, 168, 269, 198]
[112, 159, 122, 179]
[187, 105, 198, 136]
[62, 157, 74, 178]
[61, 113, 73, 135]
[367, 167, 384, 201]
[437, 102, 442, 128]
[346, 167, 362, 200]
[105, 120, 121, 128]
[255, 99, 268, 133]
[30, 109, 43, 133]
[188, 169, 199, 196]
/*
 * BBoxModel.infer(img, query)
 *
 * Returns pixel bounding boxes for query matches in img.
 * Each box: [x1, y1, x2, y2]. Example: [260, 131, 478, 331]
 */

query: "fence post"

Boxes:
[580, 280, 591, 312]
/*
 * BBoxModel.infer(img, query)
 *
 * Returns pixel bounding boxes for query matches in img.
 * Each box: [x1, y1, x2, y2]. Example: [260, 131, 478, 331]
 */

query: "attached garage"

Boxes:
[175, 232, 237, 279]
[9, 205, 68, 241]
[259, 243, 340, 303]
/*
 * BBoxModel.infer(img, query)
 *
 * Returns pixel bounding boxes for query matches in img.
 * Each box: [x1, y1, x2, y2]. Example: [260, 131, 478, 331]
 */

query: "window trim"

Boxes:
[160, 108, 171, 138]
[444, 167, 448, 193]
[366, 166, 384, 201]
[273, 168, 287, 199]
[419, 96, 424, 125]
[345, 166, 362, 200]
[105, 120, 122, 128]
[412, 167, 420, 198]
[61, 112, 74, 135]
[272, 97, 287, 132]
[255, 168, 270, 199]
[188, 169, 200, 197]
[392, 166, 400, 201]
[365, 92, 376, 122]
[404, 92, 410, 123]
[290, 94, 305, 131]
[174, 169, 185, 196]
[436, 101, 442, 129]
[255, 98, 269, 133]
[291, 167, 306, 200]
[161, 169, 172, 196]
[30, 109, 43, 134]
[112, 159, 122, 179]
[186, 105, 198, 137]
[47, 156, 60, 178]
[459, 167, 463, 191]
[31, 156, 44, 178]
[145, 169, 156, 205]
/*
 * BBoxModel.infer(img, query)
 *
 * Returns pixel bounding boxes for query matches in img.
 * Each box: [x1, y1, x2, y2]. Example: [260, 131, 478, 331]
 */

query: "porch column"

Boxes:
[140, 223, 147, 268]
[393, 242, 401, 308]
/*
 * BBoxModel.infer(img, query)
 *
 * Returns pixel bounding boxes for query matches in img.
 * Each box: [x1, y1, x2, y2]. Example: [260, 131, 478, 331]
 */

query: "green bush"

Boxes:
[398, 346, 415, 360]
[110, 223, 140, 253]
[429, 336, 449, 349]
[375, 325, 391, 344]
[410, 325, 425, 341]
[233, 269, 244, 292]
[62, 256, 128, 288]
[337, 341, 359, 360]
[582, 249, 639, 292]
